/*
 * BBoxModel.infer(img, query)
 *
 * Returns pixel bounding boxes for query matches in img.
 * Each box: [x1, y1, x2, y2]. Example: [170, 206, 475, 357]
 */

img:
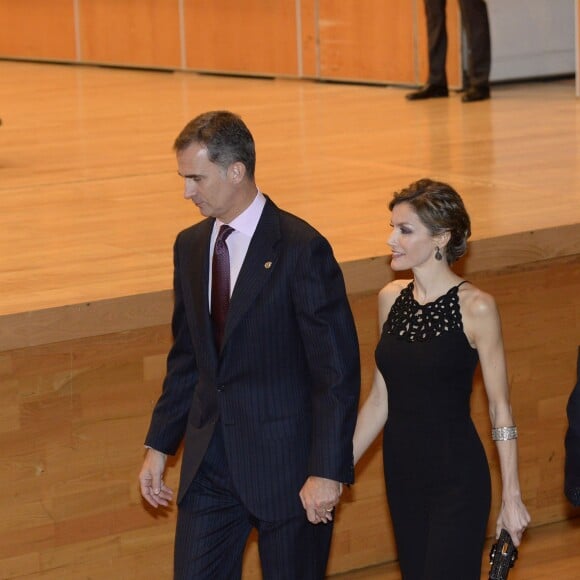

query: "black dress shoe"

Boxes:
[406, 85, 449, 101]
[462, 85, 490, 102]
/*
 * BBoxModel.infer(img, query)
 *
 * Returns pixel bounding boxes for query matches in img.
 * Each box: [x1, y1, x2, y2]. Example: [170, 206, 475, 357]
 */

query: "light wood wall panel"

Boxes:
[300, 0, 318, 77]
[0, 0, 76, 61]
[317, 0, 417, 83]
[183, 0, 299, 76]
[1, 255, 578, 578]
[0, 0, 474, 87]
[315, 0, 462, 87]
[78, 0, 182, 68]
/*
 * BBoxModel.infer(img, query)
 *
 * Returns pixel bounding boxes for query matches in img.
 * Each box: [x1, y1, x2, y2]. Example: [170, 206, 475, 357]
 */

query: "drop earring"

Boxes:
[435, 246, 443, 261]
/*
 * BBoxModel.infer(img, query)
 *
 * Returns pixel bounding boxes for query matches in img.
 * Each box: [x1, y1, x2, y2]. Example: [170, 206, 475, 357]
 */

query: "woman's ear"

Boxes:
[436, 230, 451, 250]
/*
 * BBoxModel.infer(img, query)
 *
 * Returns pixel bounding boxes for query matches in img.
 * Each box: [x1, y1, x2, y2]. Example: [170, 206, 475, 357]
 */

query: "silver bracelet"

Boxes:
[492, 425, 518, 441]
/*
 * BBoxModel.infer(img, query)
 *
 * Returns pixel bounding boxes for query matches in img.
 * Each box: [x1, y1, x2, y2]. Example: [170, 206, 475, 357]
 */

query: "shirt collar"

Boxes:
[215, 189, 266, 237]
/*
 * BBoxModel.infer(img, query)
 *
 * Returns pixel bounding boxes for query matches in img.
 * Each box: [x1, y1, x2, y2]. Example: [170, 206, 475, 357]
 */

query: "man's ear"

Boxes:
[228, 162, 246, 184]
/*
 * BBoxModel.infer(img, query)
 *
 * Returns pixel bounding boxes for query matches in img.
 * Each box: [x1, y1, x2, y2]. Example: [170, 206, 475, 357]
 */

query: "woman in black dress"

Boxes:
[353, 179, 530, 579]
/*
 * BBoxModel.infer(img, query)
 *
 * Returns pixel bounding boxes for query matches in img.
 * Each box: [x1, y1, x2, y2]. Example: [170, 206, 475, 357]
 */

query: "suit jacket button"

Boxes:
[217, 386, 224, 393]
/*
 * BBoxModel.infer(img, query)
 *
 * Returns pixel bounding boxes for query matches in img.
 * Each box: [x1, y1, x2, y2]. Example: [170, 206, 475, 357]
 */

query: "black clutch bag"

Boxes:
[488, 529, 518, 580]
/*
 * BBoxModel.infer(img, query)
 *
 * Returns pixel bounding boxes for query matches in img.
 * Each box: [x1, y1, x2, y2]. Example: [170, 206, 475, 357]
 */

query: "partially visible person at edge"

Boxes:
[565, 346, 580, 506]
[353, 179, 530, 579]
[138, 110, 361, 579]
[407, 0, 491, 102]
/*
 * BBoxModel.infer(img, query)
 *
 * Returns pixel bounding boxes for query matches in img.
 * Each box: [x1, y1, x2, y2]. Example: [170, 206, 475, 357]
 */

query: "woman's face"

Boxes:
[387, 202, 438, 271]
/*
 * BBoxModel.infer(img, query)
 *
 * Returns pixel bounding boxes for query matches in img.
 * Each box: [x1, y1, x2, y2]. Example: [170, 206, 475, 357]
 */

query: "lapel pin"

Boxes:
[264, 261, 272, 269]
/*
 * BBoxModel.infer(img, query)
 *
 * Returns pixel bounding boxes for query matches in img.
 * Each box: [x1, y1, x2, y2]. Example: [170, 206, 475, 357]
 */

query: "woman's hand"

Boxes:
[496, 496, 531, 547]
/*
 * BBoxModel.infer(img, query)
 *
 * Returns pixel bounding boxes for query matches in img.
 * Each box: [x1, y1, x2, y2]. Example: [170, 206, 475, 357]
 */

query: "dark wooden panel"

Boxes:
[0, 256, 578, 577]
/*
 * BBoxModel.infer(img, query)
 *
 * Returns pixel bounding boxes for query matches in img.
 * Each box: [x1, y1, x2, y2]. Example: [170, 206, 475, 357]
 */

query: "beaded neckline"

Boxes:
[385, 281, 466, 342]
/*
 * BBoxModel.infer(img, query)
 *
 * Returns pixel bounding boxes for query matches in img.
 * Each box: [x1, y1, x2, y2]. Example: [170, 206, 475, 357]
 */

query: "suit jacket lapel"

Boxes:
[183, 218, 217, 363]
[222, 198, 281, 348]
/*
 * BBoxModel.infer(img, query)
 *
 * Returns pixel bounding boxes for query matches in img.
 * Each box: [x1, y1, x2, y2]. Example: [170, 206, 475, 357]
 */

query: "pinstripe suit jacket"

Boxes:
[145, 196, 361, 521]
[565, 347, 580, 506]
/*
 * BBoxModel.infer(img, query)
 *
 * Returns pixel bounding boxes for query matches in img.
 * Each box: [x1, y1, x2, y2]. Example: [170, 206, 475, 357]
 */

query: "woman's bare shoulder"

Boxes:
[459, 282, 499, 321]
[379, 278, 410, 301]
[378, 279, 410, 315]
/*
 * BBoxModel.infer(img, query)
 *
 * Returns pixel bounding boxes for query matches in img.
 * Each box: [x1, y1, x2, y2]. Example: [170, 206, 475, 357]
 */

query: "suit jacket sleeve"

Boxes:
[291, 234, 361, 484]
[144, 233, 199, 454]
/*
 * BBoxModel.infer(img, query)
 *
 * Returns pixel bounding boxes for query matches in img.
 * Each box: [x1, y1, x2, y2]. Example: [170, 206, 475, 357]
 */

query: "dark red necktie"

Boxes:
[211, 225, 234, 350]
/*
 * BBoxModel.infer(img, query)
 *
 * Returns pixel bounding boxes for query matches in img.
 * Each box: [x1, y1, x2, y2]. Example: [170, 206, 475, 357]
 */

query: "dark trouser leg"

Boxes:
[424, 0, 449, 87]
[174, 428, 252, 580]
[258, 513, 334, 580]
[458, 0, 491, 88]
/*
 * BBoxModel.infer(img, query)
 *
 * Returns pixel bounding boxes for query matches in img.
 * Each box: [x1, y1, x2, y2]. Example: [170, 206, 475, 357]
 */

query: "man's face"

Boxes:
[177, 142, 239, 223]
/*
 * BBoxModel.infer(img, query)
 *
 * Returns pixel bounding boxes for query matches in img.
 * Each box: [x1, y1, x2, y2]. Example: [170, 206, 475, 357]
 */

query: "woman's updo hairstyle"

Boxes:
[389, 178, 471, 264]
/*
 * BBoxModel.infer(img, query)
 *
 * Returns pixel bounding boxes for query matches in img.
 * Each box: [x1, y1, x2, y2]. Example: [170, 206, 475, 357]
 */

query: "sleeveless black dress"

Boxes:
[376, 281, 491, 579]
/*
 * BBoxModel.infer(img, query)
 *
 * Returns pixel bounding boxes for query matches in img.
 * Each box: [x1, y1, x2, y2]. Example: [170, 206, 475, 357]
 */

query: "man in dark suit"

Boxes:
[565, 347, 580, 506]
[138, 111, 361, 579]
[406, 0, 491, 102]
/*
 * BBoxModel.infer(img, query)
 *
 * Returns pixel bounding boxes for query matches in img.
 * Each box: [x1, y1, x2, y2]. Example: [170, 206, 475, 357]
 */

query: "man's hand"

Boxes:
[299, 476, 342, 524]
[139, 448, 174, 508]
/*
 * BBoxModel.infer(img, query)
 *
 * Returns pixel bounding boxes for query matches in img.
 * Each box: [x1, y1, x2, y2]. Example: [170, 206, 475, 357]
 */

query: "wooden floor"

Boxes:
[0, 60, 579, 579]
[331, 519, 580, 579]
[0, 60, 579, 318]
